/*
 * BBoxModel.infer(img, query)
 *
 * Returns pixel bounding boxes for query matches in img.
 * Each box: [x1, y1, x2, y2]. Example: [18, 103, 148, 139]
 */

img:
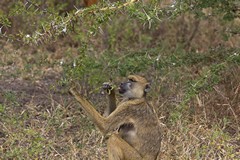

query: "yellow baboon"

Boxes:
[70, 75, 161, 160]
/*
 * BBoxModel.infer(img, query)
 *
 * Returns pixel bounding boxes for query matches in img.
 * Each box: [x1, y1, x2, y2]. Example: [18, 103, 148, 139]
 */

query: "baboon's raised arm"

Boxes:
[70, 87, 145, 134]
[70, 87, 106, 133]
[102, 82, 117, 117]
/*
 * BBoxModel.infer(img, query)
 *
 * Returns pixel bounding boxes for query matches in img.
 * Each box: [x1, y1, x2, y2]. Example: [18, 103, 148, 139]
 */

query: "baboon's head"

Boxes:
[119, 75, 150, 99]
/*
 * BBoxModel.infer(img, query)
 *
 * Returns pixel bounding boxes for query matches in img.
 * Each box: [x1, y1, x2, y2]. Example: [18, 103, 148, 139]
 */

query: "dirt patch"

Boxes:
[0, 73, 71, 108]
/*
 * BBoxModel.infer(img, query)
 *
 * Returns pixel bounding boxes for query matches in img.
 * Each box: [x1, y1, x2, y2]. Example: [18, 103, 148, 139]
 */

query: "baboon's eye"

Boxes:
[128, 78, 136, 82]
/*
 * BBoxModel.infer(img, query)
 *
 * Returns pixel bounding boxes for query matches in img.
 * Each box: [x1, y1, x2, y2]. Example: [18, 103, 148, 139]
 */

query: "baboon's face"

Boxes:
[119, 75, 149, 99]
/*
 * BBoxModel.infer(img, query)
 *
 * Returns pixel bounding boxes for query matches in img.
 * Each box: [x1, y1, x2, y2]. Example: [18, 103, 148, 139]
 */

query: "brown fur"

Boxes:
[102, 81, 117, 117]
[70, 75, 161, 159]
[84, 0, 98, 7]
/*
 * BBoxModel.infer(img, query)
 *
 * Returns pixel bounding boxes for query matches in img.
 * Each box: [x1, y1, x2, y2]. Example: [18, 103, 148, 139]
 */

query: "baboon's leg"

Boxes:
[107, 134, 142, 160]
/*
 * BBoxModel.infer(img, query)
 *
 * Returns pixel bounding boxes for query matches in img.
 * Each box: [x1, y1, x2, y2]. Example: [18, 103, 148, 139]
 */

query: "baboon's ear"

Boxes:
[144, 83, 151, 93]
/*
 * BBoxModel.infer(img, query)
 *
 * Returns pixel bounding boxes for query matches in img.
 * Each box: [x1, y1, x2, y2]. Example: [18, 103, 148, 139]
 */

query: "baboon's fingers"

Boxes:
[69, 87, 76, 95]
[102, 82, 113, 90]
[69, 87, 90, 106]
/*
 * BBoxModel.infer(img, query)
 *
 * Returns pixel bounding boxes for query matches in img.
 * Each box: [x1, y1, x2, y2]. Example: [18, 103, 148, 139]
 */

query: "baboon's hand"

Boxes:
[102, 82, 114, 95]
[102, 82, 114, 90]
[69, 87, 77, 96]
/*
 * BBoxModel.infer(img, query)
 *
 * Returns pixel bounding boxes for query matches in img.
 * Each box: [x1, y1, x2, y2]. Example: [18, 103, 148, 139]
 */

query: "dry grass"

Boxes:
[159, 89, 240, 159]
[0, 43, 239, 159]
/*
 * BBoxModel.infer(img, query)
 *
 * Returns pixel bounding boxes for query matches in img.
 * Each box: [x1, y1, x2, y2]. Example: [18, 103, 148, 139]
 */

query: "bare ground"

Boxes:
[0, 74, 68, 108]
[0, 72, 108, 159]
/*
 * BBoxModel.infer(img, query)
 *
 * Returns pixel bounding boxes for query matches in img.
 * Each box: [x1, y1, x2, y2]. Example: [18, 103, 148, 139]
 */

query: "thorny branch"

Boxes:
[0, 0, 140, 45]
